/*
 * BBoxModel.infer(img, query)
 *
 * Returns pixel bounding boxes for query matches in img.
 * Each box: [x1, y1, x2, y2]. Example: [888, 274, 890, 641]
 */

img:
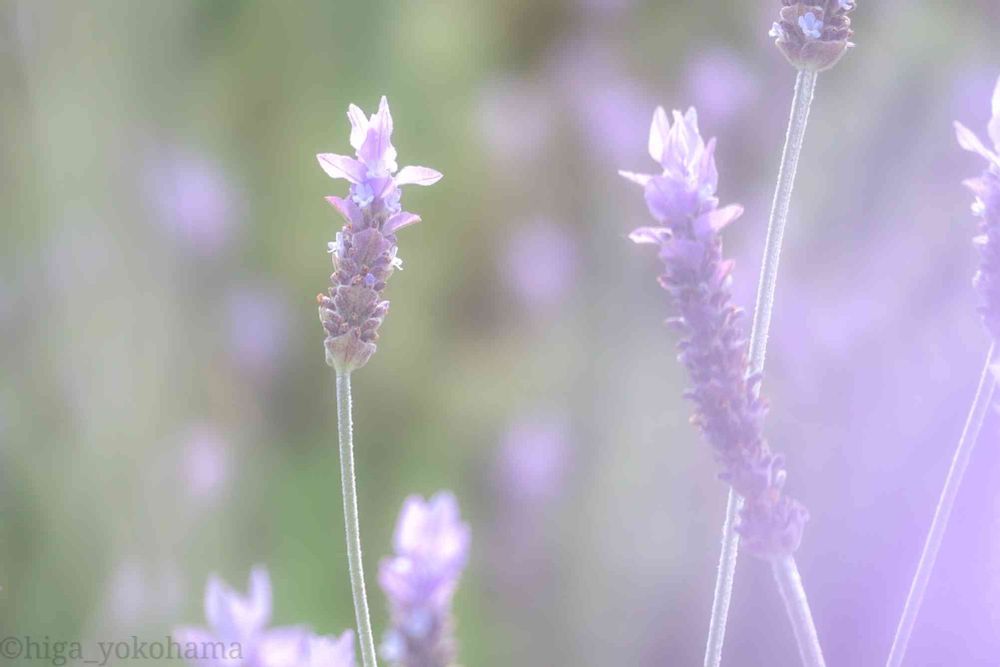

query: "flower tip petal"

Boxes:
[317, 153, 366, 183]
[649, 107, 669, 162]
[384, 212, 421, 234]
[395, 165, 442, 187]
[618, 169, 651, 186]
[628, 226, 669, 245]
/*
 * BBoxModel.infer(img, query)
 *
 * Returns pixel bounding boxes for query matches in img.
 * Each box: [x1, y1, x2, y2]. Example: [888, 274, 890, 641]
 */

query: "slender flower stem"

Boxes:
[772, 556, 826, 667]
[704, 489, 743, 667]
[886, 343, 997, 667]
[749, 67, 818, 375]
[336, 372, 379, 667]
[703, 68, 819, 667]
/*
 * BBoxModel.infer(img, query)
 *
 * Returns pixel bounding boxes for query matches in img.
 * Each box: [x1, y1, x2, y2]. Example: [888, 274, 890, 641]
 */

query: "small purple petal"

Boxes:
[628, 226, 671, 245]
[618, 169, 652, 186]
[325, 196, 363, 225]
[317, 153, 367, 184]
[693, 204, 743, 240]
[648, 106, 669, 164]
[348, 104, 369, 150]
[384, 212, 421, 234]
[394, 165, 443, 187]
[955, 122, 1000, 167]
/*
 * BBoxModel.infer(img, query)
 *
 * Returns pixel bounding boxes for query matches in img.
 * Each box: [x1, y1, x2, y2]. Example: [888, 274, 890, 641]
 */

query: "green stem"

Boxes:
[336, 372, 379, 667]
[886, 343, 997, 667]
[703, 68, 819, 667]
[773, 556, 827, 667]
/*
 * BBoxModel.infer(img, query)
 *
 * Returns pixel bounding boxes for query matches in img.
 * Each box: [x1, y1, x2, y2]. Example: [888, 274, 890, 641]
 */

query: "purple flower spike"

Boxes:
[956, 76, 1000, 341]
[317, 97, 442, 374]
[308, 631, 357, 667]
[174, 566, 310, 667]
[772, 1, 856, 72]
[621, 107, 808, 558]
[379, 492, 470, 667]
[175, 567, 358, 667]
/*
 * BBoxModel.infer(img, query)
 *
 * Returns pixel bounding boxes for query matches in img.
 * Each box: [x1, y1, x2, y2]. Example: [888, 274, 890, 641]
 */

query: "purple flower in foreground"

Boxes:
[620, 107, 808, 558]
[175, 567, 356, 667]
[772, 1, 855, 71]
[379, 493, 470, 667]
[956, 76, 1000, 345]
[317, 96, 442, 374]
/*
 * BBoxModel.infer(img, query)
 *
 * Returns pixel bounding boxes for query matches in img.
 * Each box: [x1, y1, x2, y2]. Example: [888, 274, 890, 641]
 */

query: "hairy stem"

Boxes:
[773, 556, 827, 667]
[704, 489, 743, 667]
[337, 372, 379, 667]
[886, 343, 997, 667]
[703, 68, 819, 667]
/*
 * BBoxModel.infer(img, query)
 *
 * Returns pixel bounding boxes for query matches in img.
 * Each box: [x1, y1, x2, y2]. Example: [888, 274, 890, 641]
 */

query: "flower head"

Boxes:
[174, 567, 306, 666]
[175, 567, 357, 667]
[771, 1, 856, 71]
[379, 492, 470, 667]
[956, 76, 1000, 341]
[619, 107, 719, 226]
[620, 106, 808, 558]
[317, 97, 442, 374]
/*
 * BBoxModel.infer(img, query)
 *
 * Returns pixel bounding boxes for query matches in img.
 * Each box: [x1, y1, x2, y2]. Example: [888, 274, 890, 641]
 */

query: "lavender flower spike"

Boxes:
[620, 107, 807, 557]
[956, 77, 1000, 342]
[886, 75, 1000, 667]
[771, 1, 856, 72]
[622, 107, 824, 667]
[379, 492, 470, 667]
[174, 566, 315, 667]
[317, 96, 442, 375]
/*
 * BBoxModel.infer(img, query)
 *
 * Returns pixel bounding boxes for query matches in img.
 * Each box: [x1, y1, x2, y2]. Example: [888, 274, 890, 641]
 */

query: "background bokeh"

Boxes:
[3, 1, 1000, 665]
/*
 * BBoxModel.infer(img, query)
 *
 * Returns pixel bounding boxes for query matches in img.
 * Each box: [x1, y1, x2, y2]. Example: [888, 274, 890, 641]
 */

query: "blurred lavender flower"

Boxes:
[145, 148, 237, 256]
[550, 39, 652, 165]
[476, 78, 552, 167]
[226, 286, 289, 379]
[379, 493, 470, 667]
[501, 220, 577, 312]
[176, 567, 356, 667]
[307, 632, 357, 667]
[955, 76, 1000, 344]
[497, 414, 571, 504]
[771, 0, 856, 71]
[180, 425, 231, 504]
[317, 96, 442, 374]
[684, 49, 759, 127]
[620, 107, 808, 557]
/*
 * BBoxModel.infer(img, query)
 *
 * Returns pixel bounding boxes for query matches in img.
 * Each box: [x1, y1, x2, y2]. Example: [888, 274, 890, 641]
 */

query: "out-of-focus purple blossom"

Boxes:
[684, 49, 759, 127]
[226, 286, 289, 379]
[549, 40, 652, 165]
[180, 425, 231, 504]
[501, 220, 577, 312]
[379, 493, 470, 667]
[955, 76, 1000, 343]
[175, 566, 311, 667]
[317, 97, 442, 374]
[306, 632, 356, 667]
[620, 107, 807, 558]
[476, 78, 553, 167]
[496, 414, 571, 504]
[772, 1, 855, 71]
[145, 149, 238, 256]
